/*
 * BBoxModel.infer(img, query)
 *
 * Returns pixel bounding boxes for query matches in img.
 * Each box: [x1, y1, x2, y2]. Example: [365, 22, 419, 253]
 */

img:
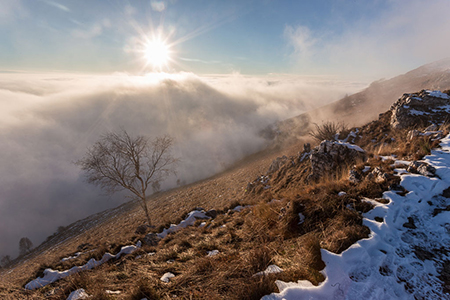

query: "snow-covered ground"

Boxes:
[263, 135, 450, 300]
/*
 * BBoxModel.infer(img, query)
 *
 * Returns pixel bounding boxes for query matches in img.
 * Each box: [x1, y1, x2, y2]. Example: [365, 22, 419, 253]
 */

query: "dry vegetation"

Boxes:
[1, 112, 448, 299]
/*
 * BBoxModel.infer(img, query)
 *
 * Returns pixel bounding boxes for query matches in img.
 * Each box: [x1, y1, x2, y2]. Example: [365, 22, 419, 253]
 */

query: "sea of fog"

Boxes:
[0, 71, 367, 257]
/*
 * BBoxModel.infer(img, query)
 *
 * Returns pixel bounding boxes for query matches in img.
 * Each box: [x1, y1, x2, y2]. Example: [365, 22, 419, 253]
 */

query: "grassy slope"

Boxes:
[2, 89, 450, 299]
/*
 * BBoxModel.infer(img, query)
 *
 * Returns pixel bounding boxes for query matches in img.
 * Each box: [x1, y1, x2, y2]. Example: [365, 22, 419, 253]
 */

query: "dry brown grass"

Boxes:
[4, 107, 440, 299]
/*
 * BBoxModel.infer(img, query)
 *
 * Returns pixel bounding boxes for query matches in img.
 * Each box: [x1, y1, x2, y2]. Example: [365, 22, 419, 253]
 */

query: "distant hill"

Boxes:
[277, 58, 450, 139]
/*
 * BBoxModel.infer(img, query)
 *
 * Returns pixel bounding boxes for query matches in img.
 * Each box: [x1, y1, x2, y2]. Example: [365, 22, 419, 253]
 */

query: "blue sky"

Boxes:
[1, 0, 450, 79]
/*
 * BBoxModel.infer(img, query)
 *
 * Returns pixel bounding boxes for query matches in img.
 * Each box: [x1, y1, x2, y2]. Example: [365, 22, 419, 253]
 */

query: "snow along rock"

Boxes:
[407, 161, 436, 177]
[25, 241, 141, 290]
[390, 90, 450, 129]
[253, 265, 283, 277]
[308, 140, 365, 181]
[157, 210, 210, 239]
[67, 289, 89, 300]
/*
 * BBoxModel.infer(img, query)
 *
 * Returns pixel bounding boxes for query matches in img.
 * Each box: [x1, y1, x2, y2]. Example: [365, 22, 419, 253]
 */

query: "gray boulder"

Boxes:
[407, 161, 436, 177]
[143, 233, 160, 246]
[308, 141, 365, 181]
[267, 155, 290, 174]
[390, 90, 450, 129]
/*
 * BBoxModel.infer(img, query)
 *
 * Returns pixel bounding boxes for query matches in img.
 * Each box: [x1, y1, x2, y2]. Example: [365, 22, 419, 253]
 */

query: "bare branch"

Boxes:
[76, 130, 178, 225]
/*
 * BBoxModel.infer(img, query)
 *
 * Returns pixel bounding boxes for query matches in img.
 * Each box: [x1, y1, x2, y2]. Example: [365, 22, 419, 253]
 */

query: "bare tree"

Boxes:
[77, 131, 178, 226]
[19, 237, 33, 256]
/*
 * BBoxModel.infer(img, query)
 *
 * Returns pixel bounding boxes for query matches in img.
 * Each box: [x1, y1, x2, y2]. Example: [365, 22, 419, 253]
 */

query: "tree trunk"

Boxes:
[140, 197, 152, 226]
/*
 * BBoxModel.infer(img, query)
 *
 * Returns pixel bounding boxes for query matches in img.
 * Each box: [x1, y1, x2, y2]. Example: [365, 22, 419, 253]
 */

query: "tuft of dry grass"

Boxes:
[309, 121, 348, 142]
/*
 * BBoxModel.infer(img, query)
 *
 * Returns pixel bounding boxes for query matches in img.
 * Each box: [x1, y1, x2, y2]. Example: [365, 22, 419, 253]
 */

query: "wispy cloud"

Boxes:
[285, 0, 450, 79]
[284, 25, 317, 59]
[179, 57, 222, 64]
[151, 1, 165, 12]
[42, 0, 70, 12]
[72, 19, 111, 39]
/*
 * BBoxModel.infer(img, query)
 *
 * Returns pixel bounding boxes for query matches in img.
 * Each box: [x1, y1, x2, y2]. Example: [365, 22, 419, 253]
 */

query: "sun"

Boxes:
[144, 39, 171, 69]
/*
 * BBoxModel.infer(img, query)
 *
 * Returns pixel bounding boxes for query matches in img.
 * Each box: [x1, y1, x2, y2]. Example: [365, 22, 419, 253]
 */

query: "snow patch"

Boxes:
[157, 210, 210, 239]
[333, 140, 365, 152]
[160, 272, 175, 283]
[253, 265, 283, 277]
[426, 90, 450, 99]
[298, 213, 305, 225]
[207, 250, 219, 257]
[25, 241, 141, 290]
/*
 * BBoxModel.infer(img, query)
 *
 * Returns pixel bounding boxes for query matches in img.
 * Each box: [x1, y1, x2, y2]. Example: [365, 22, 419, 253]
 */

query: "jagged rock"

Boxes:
[390, 90, 450, 129]
[417, 164, 436, 177]
[407, 161, 436, 177]
[143, 233, 160, 246]
[348, 169, 362, 184]
[135, 225, 152, 235]
[308, 141, 365, 181]
[407, 130, 421, 140]
[267, 155, 289, 174]
[367, 167, 389, 183]
[408, 127, 443, 141]
[303, 143, 311, 153]
[205, 209, 217, 218]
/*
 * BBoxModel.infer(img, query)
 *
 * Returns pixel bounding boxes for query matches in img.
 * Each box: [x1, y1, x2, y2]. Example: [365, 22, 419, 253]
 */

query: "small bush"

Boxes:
[310, 122, 348, 142]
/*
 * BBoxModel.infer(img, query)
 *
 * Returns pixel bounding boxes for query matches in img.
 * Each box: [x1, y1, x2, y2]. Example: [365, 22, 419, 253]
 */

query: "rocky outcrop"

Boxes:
[308, 140, 366, 181]
[390, 90, 450, 129]
[407, 161, 436, 177]
[267, 155, 290, 174]
[367, 167, 389, 183]
[143, 233, 160, 246]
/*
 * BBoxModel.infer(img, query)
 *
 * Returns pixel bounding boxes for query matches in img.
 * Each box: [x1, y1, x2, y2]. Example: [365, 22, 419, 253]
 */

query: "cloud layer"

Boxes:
[285, 0, 450, 79]
[0, 72, 365, 257]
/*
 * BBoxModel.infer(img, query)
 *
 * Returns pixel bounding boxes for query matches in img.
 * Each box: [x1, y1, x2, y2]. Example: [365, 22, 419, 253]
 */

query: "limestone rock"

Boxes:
[367, 167, 388, 183]
[267, 155, 289, 174]
[407, 161, 436, 177]
[205, 209, 218, 218]
[348, 169, 362, 184]
[308, 140, 365, 181]
[143, 233, 160, 246]
[390, 90, 450, 129]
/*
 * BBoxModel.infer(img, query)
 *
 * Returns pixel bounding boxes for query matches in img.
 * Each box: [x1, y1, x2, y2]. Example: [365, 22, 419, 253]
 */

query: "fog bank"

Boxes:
[0, 72, 366, 257]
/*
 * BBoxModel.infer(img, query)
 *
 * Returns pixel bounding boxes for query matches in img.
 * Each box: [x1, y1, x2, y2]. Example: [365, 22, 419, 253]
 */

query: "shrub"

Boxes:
[310, 121, 348, 142]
